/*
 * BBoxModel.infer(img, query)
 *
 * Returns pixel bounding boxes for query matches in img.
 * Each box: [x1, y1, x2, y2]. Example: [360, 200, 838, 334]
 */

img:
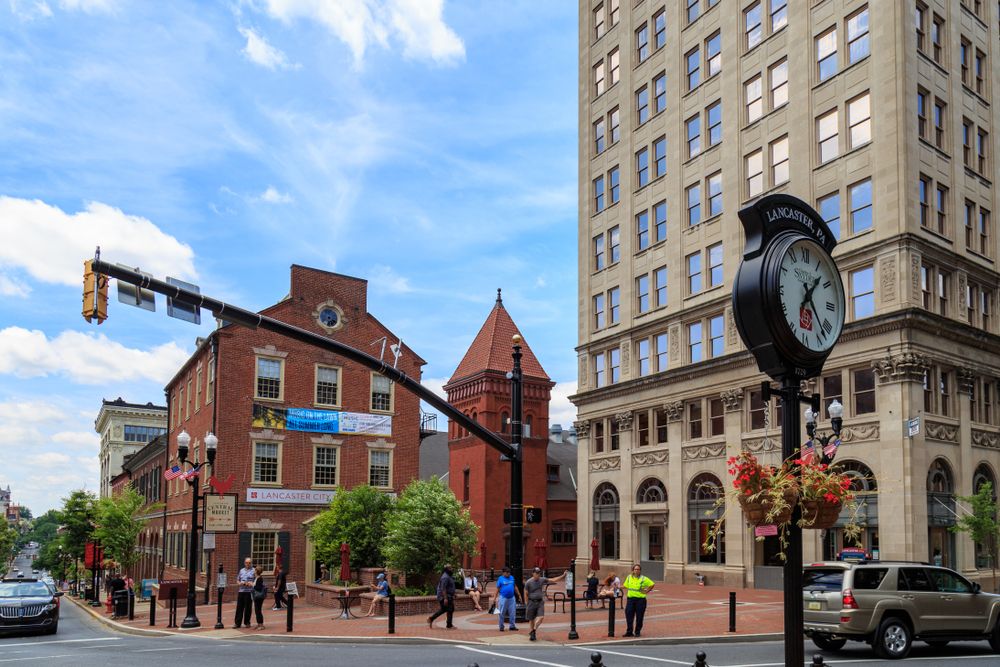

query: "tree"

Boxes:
[0, 524, 17, 576]
[58, 489, 97, 564]
[308, 485, 394, 572]
[951, 481, 1000, 592]
[383, 478, 478, 579]
[93, 484, 158, 572]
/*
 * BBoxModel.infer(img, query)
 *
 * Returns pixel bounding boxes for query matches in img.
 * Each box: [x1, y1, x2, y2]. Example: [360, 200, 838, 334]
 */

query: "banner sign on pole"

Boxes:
[203, 494, 238, 533]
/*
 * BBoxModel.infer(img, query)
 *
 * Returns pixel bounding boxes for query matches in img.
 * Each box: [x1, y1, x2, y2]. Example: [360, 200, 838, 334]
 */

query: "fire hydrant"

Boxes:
[105, 594, 113, 614]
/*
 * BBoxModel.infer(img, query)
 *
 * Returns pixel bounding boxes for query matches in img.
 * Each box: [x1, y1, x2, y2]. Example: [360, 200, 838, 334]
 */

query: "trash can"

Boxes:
[113, 590, 129, 617]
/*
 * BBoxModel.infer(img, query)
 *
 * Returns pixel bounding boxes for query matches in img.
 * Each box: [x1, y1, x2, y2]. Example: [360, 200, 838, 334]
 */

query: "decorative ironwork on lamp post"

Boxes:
[176, 429, 217, 629]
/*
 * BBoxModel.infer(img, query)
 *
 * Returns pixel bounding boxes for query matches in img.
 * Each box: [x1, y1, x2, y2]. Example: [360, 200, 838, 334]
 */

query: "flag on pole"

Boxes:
[181, 463, 203, 481]
[822, 438, 840, 463]
[800, 439, 815, 465]
[164, 464, 183, 480]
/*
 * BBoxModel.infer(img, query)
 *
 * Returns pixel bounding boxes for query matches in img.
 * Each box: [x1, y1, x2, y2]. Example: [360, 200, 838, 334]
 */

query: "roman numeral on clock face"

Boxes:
[801, 247, 810, 264]
[822, 318, 833, 334]
[826, 301, 835, 311]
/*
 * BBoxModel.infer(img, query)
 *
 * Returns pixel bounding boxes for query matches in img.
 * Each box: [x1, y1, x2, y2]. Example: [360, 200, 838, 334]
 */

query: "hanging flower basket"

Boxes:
[800, 499, 842, 529]
[738, 488, 798, 526]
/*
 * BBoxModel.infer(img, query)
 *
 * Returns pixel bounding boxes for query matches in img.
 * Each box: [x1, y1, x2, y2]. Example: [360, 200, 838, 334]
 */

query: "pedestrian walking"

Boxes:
[271, 563, 287, 610]
[621, 563, 655, 637]
[427, 565, 456, 629]
[524, 566, 567, 641]
[459, 569, 483, 611]
[365, 572, 390, 617]
[252, 566, 267, 630]
[233, 557, 255, 628]
[494, 566, 521, 632]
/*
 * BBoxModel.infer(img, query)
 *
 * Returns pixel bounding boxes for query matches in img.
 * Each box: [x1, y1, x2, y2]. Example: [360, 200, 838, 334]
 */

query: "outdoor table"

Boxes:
[331, 592, 361, 619]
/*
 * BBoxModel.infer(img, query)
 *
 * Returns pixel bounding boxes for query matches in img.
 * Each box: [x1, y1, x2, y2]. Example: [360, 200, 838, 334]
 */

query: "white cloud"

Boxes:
[0, 272, 30, 297]
[258, 0, 465, 67]
[26, 452, 72, 467]
[238, 27, 298, 70]
[9, 0, 53, 21]
[59, 0, 116, 13]
[256, 186, 294, 204]
[51, 431, 100, 450]
[0, 197, 197, 288]
[0, 400, 65, 423]
[548, 380, 577, 429]
[369, 264, 414, 294]
[0, 327, 191, 385]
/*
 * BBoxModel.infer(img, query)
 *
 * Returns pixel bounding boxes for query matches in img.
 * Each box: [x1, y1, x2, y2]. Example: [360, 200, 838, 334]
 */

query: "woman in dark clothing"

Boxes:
[272, 564, 287, 610]
[584, 571, 599, 608]
[252, 567, 266, 630]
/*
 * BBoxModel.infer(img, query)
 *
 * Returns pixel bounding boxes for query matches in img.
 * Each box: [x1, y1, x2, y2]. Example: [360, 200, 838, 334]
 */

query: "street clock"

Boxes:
[732, 194, 846, 381]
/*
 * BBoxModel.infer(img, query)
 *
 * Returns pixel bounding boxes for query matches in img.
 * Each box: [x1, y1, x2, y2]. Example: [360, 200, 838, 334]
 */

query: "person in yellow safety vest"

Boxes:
[621, 563, 655, 637]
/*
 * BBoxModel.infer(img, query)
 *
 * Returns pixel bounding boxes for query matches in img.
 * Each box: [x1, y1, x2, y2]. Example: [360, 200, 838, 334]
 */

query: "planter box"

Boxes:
[358, 591, 480, 616]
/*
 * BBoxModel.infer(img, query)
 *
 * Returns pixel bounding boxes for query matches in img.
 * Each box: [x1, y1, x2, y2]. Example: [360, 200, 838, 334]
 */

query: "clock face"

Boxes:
[776, 238, 845, 353]
[319, 308, 338, 327]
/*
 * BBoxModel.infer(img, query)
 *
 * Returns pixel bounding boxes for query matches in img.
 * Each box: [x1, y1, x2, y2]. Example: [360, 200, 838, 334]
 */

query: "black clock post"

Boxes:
[732, 194, 846, 667]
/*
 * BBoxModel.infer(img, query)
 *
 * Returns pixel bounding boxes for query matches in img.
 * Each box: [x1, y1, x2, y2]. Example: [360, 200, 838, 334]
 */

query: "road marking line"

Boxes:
[0, 655, 77, 663]
[132, 647, 189, 653]
[569, 646, 690, 665]
[0, 638, 117, 648]
[458, 646, 573, 666]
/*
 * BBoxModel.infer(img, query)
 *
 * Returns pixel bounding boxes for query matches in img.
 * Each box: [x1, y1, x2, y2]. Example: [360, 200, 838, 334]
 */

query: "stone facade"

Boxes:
[95, 398, 167, 499]
[575, 0, 1000, 586]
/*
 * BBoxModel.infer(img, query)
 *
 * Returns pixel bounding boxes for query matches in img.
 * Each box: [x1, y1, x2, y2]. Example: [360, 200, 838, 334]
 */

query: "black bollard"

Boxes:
[693, 650, 708, 667]
[388, 594, 396, 634]
[568, 558, 579, 640]
[167, 588, 177, 628]
[590, 652, 605, 667]
[811, 655, 826, 667]
[286, 594, 294, 632]
[128, 591, 135, 621]
[728, 591, 736, 632]
[149, 594, 156, 626]
[607, 593, 615, 637]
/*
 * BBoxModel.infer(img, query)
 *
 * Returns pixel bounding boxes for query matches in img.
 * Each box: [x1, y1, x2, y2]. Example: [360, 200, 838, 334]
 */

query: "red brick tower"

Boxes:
[444, 290, 554, 570]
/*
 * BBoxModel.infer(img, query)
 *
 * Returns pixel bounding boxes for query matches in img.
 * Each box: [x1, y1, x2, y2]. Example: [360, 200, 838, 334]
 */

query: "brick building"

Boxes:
[161, 265, 425, 596]
[444, 293, 577, 571]
[109, 434, 167, 585]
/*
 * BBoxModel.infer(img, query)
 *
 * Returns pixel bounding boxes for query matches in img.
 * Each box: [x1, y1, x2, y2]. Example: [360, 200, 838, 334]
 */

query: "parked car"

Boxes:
[803, 561, 1000, 659]
[0, 578, 61, 635]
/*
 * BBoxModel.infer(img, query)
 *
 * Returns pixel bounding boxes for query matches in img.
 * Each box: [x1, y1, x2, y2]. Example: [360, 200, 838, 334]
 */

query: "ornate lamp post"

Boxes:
[177, 429, 217, 629]
[804, 399, 844, 463]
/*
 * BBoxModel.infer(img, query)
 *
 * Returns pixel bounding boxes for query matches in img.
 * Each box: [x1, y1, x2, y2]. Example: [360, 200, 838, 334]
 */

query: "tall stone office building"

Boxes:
[573, 0, 1000, 588]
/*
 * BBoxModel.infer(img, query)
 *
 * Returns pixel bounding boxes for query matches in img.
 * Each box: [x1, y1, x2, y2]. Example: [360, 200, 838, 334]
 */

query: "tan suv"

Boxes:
[803, 561, 1000, 659]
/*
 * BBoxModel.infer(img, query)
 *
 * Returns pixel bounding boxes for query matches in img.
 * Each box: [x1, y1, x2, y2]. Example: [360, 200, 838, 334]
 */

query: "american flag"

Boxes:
[164, 464, 184, 480]
[181, 463, 203, 481]
[800, 440, 815, 465]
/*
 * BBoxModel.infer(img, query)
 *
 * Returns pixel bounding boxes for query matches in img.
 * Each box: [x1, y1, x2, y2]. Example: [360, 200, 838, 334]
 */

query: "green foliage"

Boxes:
[950, 481, 1000, 590]
[308, 485, 394, 569]
[392, 585, 434, 597]
[383, 477, 478, 578]
[93, 484, 159, 570]
[24, 510, 61, 551]
[58, 489, 97, 561]
[0, 524, 17, 576]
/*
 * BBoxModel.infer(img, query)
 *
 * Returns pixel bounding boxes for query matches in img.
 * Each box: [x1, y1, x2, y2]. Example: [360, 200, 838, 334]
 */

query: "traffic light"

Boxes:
[82, 260, 109, 324]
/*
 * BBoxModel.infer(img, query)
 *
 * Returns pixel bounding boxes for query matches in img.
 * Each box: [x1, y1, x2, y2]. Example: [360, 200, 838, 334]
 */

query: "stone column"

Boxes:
[574, 419, 592, 565]
[957, 368, 976, 575]
[614, 411, 635, 564]
[720, 388, 748, 587]
[664, 401, 685, 584]
[872, 351, 930, 561]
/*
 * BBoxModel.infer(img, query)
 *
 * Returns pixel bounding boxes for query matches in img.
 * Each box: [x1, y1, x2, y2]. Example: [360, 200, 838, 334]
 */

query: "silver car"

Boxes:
[803, 561, 1000, 659]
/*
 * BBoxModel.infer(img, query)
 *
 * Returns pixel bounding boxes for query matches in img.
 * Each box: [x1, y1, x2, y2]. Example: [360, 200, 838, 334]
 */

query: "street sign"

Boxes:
[165, 276, 201, 324]
[754, 524, 779, 537]
[203, 494, 237, 533]
[216, 572, 227, 590]
[286, 582, 299, 598]
[115, 264, 155, 311]
[565, 571, 574, 592]
[908, 417, 920, 437]
[202, 532, 215, 550]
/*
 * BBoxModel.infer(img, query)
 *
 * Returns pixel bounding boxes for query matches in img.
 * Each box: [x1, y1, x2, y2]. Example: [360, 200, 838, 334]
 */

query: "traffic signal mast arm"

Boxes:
[88, 258, 517, 461]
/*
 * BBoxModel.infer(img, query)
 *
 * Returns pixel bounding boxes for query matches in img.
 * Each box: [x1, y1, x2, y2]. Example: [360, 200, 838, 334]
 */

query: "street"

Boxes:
[0, 598, 996, 667]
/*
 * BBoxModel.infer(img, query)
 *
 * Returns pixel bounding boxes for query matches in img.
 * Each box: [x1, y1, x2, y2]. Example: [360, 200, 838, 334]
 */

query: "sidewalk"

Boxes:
[69, 584, 785, 646]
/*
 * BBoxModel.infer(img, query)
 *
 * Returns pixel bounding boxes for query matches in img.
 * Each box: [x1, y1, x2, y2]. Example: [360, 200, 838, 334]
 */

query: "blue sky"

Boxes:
[0, 0, 578, 514]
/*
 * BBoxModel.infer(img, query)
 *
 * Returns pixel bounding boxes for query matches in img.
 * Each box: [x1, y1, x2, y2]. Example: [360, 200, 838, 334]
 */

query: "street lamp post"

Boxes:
[176, 429, 217, 629]
[804, 399, 844, 462]
[509, 335, 525, 619]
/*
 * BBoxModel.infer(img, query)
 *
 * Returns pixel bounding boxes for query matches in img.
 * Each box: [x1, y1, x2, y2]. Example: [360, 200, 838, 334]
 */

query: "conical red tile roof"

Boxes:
[447, 290, 549, 386]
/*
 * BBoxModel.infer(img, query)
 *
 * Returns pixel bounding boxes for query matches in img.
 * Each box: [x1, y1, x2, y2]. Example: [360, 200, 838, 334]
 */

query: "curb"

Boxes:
[67, 596, 783, 647]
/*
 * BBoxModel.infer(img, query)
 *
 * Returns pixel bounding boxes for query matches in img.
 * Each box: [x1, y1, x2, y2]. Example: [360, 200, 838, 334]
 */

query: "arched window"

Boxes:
[821, 460, 879, 559]
[688, 473, 724, 564]
[500, 411, 510, 434]
[593, 482, 620, 559]
[636, 477, 667, 504]
[927, 458, 956, 568]
[972, 463, 997, 568]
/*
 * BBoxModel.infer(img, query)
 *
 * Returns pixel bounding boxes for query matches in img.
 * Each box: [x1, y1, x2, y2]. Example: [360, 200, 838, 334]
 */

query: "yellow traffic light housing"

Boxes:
[82, 260, 108, 324]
